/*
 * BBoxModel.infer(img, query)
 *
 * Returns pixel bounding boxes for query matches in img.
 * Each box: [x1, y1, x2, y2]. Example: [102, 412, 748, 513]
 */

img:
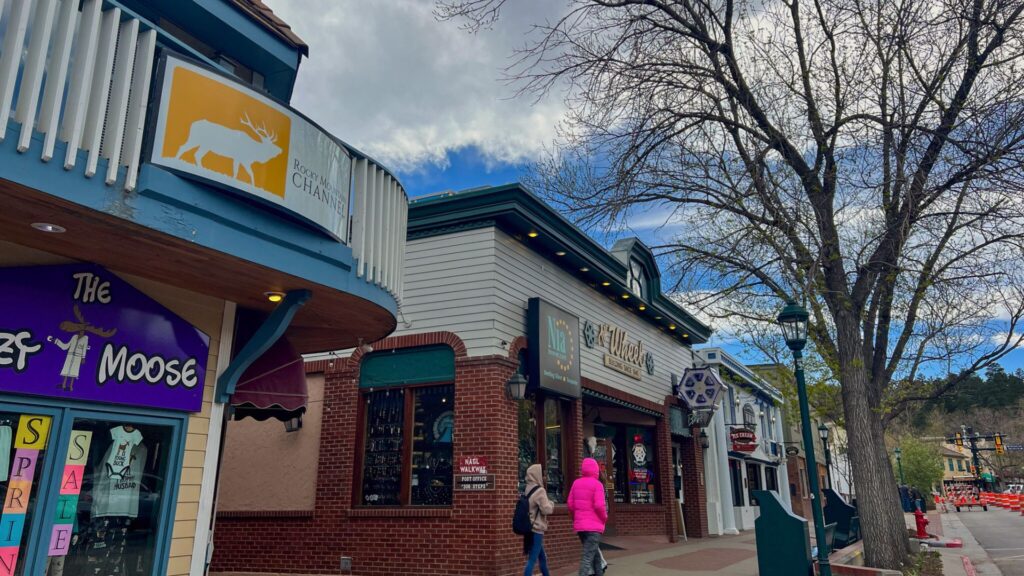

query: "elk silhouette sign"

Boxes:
[175, 112, 283, 192]
[151, 56, 353, 241]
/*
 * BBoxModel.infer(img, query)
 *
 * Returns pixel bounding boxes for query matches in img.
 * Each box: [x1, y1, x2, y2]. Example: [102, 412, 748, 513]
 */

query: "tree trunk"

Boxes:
[836, 319, 910, 569]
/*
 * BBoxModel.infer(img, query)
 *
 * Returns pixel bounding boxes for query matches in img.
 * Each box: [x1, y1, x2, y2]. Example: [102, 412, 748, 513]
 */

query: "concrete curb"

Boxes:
[962, 556, 978, 576]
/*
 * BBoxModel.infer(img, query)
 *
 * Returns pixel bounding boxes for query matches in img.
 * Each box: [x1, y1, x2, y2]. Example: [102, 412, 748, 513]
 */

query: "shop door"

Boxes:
[0, 400, 184, 576]
[672, 443, 685, 535]
[593, 438, 616, 536]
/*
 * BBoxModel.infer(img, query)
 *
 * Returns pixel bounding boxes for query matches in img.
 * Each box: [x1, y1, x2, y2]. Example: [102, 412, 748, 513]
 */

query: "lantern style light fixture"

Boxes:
[777, 300, 809, 351]
[699, 430, 710, 450]
[818, 422, 830, 443]
[506, 373, 528, 401]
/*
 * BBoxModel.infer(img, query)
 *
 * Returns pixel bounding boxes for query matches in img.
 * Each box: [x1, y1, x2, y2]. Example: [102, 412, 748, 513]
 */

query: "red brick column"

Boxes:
[656, 403, 678, 542]
[680, 429, 709, 538]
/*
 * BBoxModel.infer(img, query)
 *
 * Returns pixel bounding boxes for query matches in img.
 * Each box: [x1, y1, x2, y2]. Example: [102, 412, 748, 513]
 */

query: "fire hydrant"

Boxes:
[914, 508, 930, 538]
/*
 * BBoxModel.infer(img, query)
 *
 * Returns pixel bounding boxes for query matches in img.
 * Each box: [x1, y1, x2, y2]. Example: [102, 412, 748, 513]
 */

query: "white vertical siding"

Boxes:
[393, 226, 696, 404]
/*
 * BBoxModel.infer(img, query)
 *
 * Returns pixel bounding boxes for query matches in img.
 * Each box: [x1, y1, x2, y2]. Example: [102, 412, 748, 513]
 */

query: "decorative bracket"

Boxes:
[215, 289, 312, 403]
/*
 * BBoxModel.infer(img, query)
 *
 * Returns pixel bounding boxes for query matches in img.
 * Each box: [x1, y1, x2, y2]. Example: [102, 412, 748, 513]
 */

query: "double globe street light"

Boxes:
[777, 300, 833, 576]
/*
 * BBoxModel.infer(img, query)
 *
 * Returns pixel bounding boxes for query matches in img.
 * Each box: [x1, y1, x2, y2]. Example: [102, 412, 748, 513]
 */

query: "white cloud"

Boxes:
[264, 0, 568, 173]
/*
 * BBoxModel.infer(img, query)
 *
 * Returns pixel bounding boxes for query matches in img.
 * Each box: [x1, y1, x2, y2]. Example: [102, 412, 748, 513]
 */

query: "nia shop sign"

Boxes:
[527, 298, 581, 398]
[0, 264, 210, 412]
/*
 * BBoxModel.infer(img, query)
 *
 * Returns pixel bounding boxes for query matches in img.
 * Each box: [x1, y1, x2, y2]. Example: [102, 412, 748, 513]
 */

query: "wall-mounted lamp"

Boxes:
[699, 430, 710, 450]
[506, 373, 528, 401]
[284, 416, 303, 433]
[357, 338, 373, 355]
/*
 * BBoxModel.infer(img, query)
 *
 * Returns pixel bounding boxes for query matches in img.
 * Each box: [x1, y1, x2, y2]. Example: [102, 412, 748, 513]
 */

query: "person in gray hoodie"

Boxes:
[523, 463, 555, 576]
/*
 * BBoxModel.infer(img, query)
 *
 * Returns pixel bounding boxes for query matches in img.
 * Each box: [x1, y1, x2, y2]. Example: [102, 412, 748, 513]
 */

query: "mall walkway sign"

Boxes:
[150, 55, 352, 242]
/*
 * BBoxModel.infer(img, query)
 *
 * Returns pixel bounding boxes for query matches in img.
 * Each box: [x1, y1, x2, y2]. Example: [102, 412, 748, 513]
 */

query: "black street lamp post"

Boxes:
[777, 300, 832, 576]
[894, 447, 905, 485]
[818, 422, 833, 490]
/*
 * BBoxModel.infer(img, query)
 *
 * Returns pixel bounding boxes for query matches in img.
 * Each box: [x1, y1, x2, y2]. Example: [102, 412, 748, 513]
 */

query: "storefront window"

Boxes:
[56, 418, 173, 576]
[626, 427, 657, 504]
[747, 462, 762, 505]
[360, 384, 454, 507]
[410, 386, 454, 506]
[360, 389, 405, 506]
[543, 399, 566, 502]
[517, 398, 537, 493]
[516, 394, 569, 502]
[729, 459, 745, 506]
[0, 412, 52, 576]
[765, 466, 779, 493]
[604, 424, 658, 504]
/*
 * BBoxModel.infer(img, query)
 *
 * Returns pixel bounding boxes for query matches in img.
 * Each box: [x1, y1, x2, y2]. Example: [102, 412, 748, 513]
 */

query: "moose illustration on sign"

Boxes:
[175, 112, 283, 191]
[47, 304, 117, 392]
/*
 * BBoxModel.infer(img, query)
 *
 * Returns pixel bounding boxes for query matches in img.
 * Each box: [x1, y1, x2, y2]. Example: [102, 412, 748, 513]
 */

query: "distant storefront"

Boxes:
[211, 184, 718, 576]
[696, 349, 787, 533]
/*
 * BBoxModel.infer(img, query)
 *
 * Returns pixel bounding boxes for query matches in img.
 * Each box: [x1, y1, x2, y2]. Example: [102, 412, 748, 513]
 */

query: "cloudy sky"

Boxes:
[264, 0, 568, 198]
[265, 0, 1023, 372]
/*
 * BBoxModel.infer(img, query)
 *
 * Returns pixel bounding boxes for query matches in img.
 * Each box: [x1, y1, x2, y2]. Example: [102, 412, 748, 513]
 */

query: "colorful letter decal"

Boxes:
[0, 546, 20, 576]
[48, 430, 91, 557]
[0, 415, 50, 573]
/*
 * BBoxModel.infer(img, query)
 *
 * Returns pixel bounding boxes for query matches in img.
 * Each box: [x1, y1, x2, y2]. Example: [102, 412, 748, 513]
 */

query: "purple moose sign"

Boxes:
[0, 264, 210, 412]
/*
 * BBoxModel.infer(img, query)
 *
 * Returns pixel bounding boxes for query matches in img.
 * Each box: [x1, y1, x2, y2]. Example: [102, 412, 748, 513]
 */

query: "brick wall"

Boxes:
[679, 427, 709, 537]
[211, 333, 699, 576]
[788, 455, 812, 519]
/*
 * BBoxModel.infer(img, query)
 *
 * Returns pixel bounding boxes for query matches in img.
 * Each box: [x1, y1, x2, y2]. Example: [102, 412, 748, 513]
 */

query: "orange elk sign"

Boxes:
[730, 428, 758, 453]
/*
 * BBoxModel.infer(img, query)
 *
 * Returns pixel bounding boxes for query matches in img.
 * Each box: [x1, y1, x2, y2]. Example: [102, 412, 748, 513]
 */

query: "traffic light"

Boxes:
[955, 432, 964, 452]
[995, 433, 1005, 455]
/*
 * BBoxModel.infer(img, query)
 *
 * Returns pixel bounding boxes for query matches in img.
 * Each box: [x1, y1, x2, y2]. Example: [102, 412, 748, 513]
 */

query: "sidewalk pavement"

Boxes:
[906, 511, 1004, 576]
[552, 533, 759, 576]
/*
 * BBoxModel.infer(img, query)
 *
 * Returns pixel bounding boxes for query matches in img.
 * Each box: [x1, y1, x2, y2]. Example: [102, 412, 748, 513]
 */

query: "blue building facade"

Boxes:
[0, 1, 405, 574]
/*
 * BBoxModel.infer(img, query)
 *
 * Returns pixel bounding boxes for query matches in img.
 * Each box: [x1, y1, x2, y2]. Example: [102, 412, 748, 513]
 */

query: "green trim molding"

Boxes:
[408, 184, 712, 344]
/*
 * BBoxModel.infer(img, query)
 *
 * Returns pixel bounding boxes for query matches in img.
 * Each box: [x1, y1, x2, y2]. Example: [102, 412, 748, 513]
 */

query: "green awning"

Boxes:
[359, 345, 455, 388]
[981, 473, 996, 482]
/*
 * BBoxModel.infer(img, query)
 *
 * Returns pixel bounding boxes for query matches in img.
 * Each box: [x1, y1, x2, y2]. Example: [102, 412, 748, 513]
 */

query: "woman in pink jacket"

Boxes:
[567, 458, 608, 576]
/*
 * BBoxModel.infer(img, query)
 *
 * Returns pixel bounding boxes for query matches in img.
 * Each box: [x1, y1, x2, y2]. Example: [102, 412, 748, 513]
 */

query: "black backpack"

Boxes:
[512, 486, 541, 535]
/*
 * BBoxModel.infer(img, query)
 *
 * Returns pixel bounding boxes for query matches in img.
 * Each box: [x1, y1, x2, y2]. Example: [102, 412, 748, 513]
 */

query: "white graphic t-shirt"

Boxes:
[106, 426, 143, 469]
[92, 427, 146, 519]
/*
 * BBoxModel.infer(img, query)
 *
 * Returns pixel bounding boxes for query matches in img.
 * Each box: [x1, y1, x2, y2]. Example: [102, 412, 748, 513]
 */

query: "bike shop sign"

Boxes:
[0, 264, 210, 412]
[150, 55, 352, 242]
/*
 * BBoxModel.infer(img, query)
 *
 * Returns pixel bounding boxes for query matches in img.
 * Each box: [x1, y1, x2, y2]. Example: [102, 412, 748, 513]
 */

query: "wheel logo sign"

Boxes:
[678, 367, 724, 410]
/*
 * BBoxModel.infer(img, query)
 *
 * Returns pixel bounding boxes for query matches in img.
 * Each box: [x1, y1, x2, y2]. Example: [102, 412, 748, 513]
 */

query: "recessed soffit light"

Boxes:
[31, 222, 66, 233]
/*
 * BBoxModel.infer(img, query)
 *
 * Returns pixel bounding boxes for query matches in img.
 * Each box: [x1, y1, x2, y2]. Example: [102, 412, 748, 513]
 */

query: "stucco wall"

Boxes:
[218, 374, 325, 511]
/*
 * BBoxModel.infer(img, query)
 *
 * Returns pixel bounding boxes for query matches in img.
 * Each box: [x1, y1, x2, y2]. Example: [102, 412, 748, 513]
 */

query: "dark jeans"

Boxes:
[577, 531, 603, 576]
[525, 532, 550, 576]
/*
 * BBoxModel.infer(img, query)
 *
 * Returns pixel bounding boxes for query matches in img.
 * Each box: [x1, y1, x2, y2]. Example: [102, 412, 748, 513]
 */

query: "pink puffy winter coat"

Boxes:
[567, 458, 608, 533]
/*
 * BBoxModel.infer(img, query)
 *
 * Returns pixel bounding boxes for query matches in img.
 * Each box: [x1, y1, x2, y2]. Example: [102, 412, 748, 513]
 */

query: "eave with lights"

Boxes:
[408, 183, 711, 346]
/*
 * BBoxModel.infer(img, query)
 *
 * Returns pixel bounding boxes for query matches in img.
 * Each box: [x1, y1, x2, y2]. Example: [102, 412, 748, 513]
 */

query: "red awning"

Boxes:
[231, 337, 307, 422]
